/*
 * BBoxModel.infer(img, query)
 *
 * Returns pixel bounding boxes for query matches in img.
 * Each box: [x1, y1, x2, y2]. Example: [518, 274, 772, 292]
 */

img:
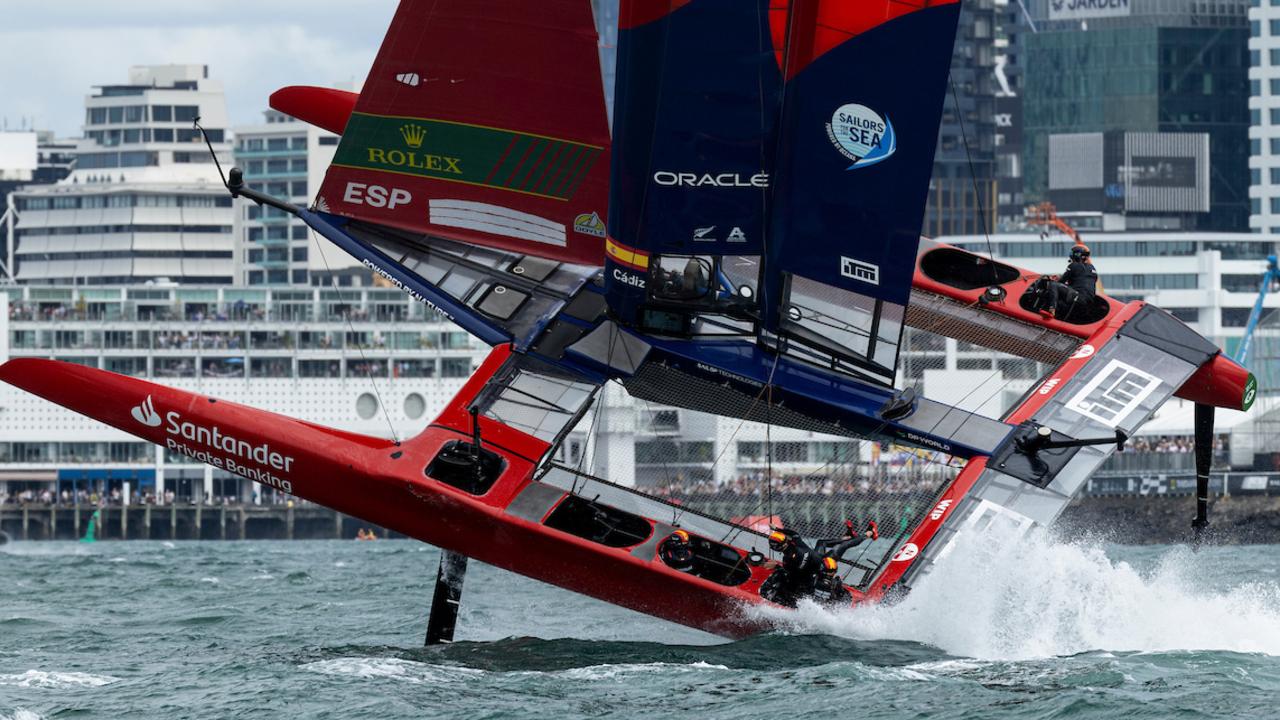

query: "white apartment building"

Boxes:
[9, 65, 235, 285]
[1250, 3, 1280, 233]
[232, 109, 361, 286]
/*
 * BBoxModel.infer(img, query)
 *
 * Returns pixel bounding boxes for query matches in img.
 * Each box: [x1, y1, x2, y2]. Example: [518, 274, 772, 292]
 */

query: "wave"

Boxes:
[300, 657, 484, 685]
[0, 670, 119, 689]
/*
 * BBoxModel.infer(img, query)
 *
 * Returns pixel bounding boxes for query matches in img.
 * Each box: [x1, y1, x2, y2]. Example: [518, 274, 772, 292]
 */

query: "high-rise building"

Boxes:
[1023, 0, 1249, 232]
[925, 0, 999, 238]
[9, 65, 235, 285]
[232, 110, 363, 286]
[1250, 1, 1280, 233]
[993, 0, 1027, 229]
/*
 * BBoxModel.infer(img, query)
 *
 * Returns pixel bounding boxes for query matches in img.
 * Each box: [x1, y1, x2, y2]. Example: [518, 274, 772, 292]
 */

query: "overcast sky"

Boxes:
[1, 0, 399, 137]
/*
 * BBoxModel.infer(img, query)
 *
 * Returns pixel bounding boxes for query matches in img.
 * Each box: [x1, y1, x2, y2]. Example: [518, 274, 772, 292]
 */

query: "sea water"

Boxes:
[1, 534, 1278, 719]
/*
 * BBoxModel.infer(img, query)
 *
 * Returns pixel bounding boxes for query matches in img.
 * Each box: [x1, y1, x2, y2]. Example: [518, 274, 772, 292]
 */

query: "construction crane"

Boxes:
[1235, 254, 1280, 368]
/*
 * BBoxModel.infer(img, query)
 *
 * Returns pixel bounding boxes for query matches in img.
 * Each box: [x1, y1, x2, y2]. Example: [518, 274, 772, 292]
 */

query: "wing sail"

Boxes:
[312, 0, 612, 265]
[761, 0, 962, 383]
[604, 0, 783, 321]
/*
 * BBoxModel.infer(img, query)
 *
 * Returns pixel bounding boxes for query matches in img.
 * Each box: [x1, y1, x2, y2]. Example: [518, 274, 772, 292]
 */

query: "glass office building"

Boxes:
[1023, 0, 1249, 231]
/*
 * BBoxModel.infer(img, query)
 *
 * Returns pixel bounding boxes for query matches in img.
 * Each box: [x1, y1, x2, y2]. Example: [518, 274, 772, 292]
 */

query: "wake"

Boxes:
[762, 530, 1280, 659]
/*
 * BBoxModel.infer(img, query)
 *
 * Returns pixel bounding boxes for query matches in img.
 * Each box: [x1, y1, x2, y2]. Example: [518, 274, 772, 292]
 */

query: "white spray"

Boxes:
[759, 528, 1280, 659]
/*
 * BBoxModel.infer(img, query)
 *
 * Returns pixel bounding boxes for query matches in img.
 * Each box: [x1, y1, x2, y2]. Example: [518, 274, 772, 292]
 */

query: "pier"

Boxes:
[0, 503, 397, 541]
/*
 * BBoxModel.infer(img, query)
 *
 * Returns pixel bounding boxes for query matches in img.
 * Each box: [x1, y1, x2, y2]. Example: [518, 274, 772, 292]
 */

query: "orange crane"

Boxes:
[1024, 201, 1085, 245]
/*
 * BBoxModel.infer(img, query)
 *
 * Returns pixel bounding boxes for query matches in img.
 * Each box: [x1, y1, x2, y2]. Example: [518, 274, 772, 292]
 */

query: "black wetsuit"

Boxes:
[1045, 261, 1097, 317]
[760, 531, 866, 607]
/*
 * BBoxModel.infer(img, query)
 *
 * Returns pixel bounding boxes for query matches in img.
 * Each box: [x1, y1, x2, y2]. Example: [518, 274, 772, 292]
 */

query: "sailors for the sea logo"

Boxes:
[132, 395, 162, 427]
[826, 103, 897, 170]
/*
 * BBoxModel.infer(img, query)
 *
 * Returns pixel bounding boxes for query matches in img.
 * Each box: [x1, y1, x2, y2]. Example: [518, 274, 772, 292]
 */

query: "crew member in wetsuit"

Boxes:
[760, 523, 876, 607]
[658, 529, 696, 572]
[812, 556, 854, 607]
[1039, 244, 1098, 321]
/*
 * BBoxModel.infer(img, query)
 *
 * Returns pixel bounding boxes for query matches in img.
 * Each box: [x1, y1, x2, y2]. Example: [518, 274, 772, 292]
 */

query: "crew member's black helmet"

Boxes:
[768, 530, 790, 552]
[1070, 244, 1090, 262]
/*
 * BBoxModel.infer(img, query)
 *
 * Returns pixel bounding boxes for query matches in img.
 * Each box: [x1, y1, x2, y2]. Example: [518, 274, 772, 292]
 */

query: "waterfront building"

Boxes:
[0, 284, 484, 502]
[9, 65, 235, 285]
[232, 109, 362, 286]
[1022, 0, 1250, 232]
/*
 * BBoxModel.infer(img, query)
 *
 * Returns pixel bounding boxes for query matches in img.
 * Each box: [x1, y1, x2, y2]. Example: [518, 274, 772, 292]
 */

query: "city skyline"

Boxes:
[1, 0, 397, 138]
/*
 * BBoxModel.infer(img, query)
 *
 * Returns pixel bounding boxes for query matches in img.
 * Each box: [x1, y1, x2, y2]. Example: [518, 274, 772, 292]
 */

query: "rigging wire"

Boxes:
[309, 226, 401, 445]
[947, 73, 999, 284]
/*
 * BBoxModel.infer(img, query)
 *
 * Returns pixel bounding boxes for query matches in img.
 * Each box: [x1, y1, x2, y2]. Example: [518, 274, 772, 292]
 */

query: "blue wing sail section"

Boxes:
[606, 0, 783, 323]
[761, 4, 963, 383]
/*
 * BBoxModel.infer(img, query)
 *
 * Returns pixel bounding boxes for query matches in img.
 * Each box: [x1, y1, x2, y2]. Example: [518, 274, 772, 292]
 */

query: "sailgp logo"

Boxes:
[827, 103, 897, 170]
[131, 395, 162, 428]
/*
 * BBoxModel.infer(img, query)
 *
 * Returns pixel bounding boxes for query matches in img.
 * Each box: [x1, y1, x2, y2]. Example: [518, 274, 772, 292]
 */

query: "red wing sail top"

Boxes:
[314, 0, 612, 266]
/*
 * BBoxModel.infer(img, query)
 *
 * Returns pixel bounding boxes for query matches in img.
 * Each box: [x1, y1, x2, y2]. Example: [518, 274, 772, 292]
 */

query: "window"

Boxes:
[319, 136, 339, 146]
[1272, 169, 1280, 184]
[119, 151, 158, 167]
[247, 270, 264, 285]
[291, 269, 308, 284]
[291, 180, 308, 197]
[151, 105, 172, 121]
[1265, 198, 1274, 214]
[266, 159, 288, 173]
[247, 227, 263, 242]
[124, 106, 145, 122]
[1253, 50, 1262, 68]
[108, 106, 123, 123]
[1272, 19, 1280, 34]
[267, 225, 288, 240]
[1254, 109, 1263, 126]
[176, 129, 200, 143]
[290, 158, 307, 172]
[291, 247, 308, 262]
[153, 128, 174, 142]
[88, 107, 107, 124]
[291, 225, 308, 240]
[1270, 138, 1280, 155]
[1253, 138, 1263, 156]
[267, 269, 288, 283]
[248, 249, 264, 263]
[1222, 308, 1253, 327]
[1270, 197, 1280, 213]
[441, 358, 473, 377]
[290, 136, 307, 150]
[52, 196, 79, 210]
[1253, 168, 1262, 185]
[267, 138, 288, 151]
[1252, 20, 1262, 37]
[174, 106, 199, 122]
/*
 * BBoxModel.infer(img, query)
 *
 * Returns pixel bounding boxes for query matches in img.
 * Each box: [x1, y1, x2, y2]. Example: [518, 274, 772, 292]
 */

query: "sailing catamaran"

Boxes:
[0, 0, 1254, 639]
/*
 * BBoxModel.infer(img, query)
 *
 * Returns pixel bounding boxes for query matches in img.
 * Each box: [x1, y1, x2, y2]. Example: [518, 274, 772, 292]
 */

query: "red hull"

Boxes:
[0, 348, 805, 637]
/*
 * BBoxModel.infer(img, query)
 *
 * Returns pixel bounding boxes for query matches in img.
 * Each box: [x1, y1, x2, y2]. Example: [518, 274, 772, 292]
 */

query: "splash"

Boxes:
[763, 530, 1280, 659]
